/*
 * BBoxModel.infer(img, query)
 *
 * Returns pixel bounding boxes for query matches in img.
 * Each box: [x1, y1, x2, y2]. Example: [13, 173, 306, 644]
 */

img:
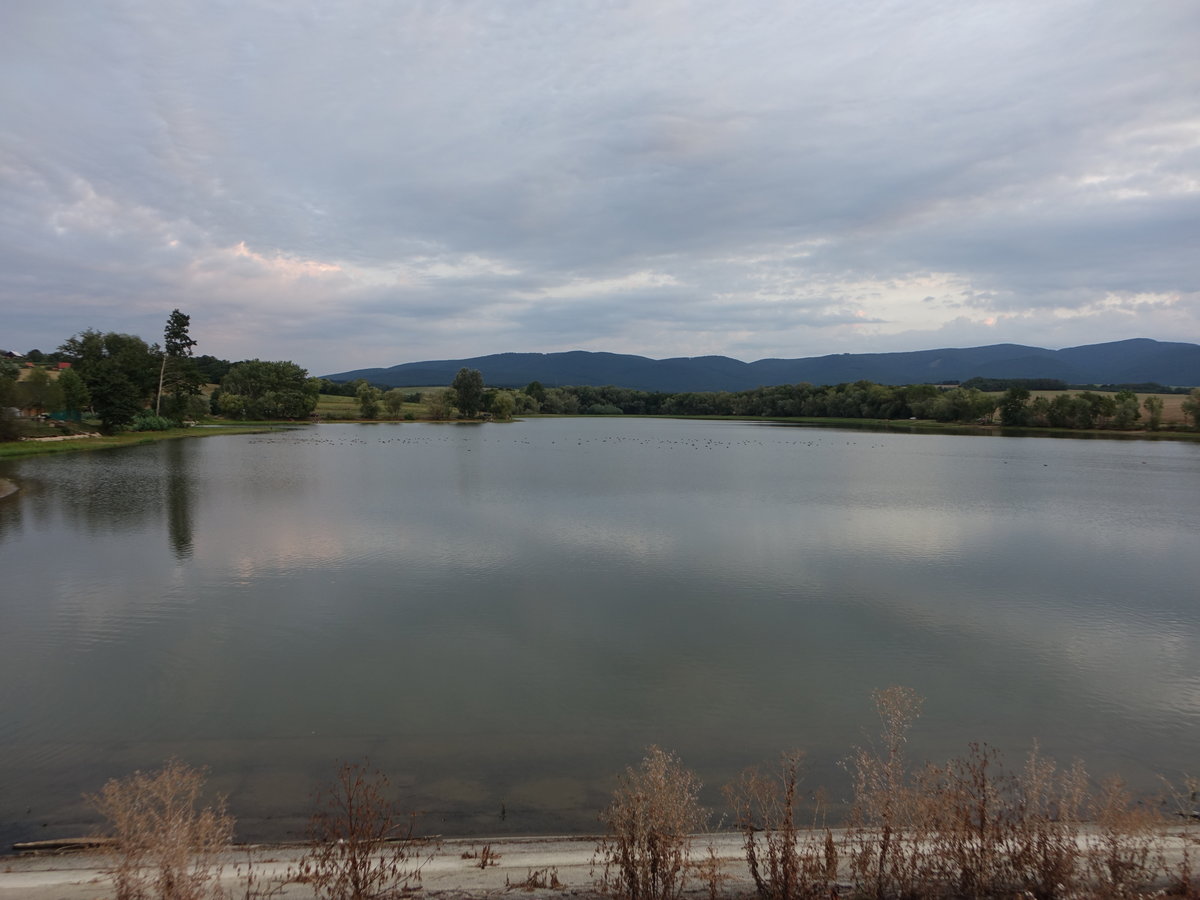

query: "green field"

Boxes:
[315, 387, 450, 420]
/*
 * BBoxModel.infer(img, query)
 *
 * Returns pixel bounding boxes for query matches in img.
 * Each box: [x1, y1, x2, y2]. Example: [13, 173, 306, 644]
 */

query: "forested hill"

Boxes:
[323, 338, 1200, 391]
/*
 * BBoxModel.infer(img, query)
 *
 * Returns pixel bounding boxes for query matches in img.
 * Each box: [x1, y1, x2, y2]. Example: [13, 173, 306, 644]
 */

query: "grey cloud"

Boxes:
[1, 0, 1197, 372]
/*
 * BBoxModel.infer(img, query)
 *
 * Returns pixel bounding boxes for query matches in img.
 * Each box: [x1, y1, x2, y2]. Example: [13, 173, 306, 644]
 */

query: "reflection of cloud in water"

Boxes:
[531, 513, 677, 563]
[3, 421, 1199, 844]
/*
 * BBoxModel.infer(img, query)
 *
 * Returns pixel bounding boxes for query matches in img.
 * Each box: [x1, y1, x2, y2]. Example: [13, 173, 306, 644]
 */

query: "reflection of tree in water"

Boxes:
[164, 439, 194, 560]
[0, 443, 197, 560]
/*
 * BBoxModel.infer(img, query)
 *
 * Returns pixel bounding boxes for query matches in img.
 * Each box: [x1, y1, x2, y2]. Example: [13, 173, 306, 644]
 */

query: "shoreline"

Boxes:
[0, 477, 16, 499]
[2, 415, 1194, 464]
[5, 828, 1199, 899]
[0, 423, 294, 461]
[0, 833, 677, 899]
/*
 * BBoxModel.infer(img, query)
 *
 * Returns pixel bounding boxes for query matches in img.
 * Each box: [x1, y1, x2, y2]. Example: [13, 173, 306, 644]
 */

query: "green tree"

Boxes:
[426, 390, 452, 420]
[451, 367, 484, 418]
[0, 362, 19, 441]
[998, 386, 1031, 426]
[1046, 393, 1096, 428]
[17, 367, 63, 415]
[156, 309, 201, 419]
[193, 354, 232, 385]
[90, 367, 147, 431]
[928, 387, 994, 423]
[1078, 391, 1115, 426]
[1142, 395, 1164, 431]
[1110, 390, 1141, 429]
[219, 360, 318, 419]
[59, 330, 159, 431]
[1182, 388, 1200, 429]
[356, 382, 381, 419]
[491, 390, 516, 421]
[523, 380, 547, 407]
[56, 367, 90, 417]
[382, 388, 406, 417]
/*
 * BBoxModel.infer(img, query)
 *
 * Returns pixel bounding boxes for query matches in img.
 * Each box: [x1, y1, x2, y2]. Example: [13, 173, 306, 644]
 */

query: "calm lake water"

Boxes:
[1, 418, 1198, 848]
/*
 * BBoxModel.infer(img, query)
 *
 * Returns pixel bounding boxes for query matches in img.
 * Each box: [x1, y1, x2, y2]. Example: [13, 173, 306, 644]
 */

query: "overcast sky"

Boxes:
[2, 1, 1197, 376]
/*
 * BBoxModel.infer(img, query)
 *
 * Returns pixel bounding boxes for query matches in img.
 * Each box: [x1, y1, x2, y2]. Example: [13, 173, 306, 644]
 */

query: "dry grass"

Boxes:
[294, 760, 429, 900]
[86, 758, 234, 900]
[726, 752, 838, 900]
[594, 745, 706, 900]
[73, 695, 1200, 900]
[727, 688, 1200, 900]
[506, 867, 565, 891]
[1020, 390, 1190, 426]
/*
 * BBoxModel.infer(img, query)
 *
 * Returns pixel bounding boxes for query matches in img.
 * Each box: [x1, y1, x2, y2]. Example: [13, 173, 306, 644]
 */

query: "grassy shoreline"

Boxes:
[0, 423, 304, 461]
[2, 413, 1196, 464]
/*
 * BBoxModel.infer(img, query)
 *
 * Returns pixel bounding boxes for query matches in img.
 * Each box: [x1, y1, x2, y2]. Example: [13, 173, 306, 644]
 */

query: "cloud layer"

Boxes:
[2, 0, 1197, 373]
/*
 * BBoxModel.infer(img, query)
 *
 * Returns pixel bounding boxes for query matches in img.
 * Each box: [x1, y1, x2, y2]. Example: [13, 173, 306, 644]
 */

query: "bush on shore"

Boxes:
[84, 691, 1200, 899]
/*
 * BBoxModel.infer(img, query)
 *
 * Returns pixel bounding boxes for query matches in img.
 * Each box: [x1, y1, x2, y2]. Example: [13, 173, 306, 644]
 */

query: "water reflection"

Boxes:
[0, 421, 1198, 848]
[165, 439, 194, 559]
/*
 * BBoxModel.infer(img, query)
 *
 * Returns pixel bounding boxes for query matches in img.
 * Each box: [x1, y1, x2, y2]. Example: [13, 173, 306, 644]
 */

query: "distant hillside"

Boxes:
[323, 338, 1200, 391]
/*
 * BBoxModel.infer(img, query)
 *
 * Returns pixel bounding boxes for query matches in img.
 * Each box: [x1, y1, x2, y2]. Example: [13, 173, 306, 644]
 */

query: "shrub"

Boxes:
[727, 751, 836, 900]
[131, 412, 174, 431]
[1009, 747, 1088, 899]
[86, 758, 234, 900]
[595, 746, 705, 900]
[295, 760, 426, 900]
[847, 685, 925, 900]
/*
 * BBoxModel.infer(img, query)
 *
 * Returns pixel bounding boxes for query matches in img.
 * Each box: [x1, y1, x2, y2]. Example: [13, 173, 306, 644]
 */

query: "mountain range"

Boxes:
[324, 338, 1200, 392]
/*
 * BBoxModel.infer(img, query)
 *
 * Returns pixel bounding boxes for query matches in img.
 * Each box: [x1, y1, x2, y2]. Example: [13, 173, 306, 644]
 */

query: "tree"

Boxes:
[491, 390, 516, 421]
[219, 360, 318, 419]
[998, 387, 1031, 427]
[59, 330, 158, 431]
[56, 367, 90, 418]
[156, 309, 201, 419]
[356, 381, 381, 419]
[1110, 390, 1141, 430]
[451, 368, 484, 418]
[90, 368, 147, 431]
[382, 388, 406, 417]
[1142, 395, 1163, 431]
[16, 367, 62, 416]
[0, 362, 19, 441]
[524, 380, 547, 407]
[426, 390, 452, 420]
[1183, 388, 1200, 429]
[193, 354, 232, 386]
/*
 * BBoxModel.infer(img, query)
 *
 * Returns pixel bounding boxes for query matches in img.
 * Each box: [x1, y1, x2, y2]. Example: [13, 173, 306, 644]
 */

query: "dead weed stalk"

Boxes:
[726, 751, 836, 900]
[86, 758, 234, 900]
[594, 745, 705, 900]
[295, 760, 429, 900]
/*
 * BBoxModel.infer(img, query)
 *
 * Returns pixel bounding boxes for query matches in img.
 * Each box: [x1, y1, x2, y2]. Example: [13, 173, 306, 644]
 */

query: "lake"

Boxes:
[1, 418, 1198, 848]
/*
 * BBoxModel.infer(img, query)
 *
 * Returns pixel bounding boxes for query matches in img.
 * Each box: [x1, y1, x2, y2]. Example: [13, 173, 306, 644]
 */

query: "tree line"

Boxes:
[1, 311, 320, 437]
[6, 327, 1200, 440]
[429, 378, 1200, 431]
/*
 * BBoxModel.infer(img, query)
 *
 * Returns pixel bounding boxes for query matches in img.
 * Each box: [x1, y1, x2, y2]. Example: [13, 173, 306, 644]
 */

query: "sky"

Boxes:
[1, 1, 1198, 377]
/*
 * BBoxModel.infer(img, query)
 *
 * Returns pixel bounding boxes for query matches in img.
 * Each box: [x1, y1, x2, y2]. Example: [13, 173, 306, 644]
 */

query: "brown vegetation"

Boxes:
[86, 758, 234, 900]
[294, 761, 428, 900]
[76, 693, 1200, 900]
[594, 745, 705, 900]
